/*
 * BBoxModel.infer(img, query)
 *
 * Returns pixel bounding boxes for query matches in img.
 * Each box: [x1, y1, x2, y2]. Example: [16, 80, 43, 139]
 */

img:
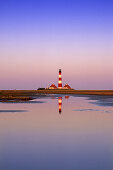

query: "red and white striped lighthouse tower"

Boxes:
[58, 69, 62, 89]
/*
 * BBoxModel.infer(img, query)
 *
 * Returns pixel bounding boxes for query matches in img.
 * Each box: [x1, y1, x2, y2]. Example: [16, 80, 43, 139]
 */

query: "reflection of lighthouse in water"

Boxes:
[58, 97, 62, 114]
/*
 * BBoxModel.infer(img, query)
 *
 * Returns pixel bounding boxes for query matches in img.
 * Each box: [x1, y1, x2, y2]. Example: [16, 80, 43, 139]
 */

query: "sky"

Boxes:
[0, 0, 113, 90]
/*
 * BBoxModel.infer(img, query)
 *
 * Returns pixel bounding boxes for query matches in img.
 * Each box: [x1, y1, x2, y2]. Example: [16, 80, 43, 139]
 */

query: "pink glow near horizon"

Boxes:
[0, 21, 113, 90]
[0, 50, 113, 90]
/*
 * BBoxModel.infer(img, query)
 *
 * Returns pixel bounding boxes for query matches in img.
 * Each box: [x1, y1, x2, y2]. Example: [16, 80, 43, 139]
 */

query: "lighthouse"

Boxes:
[58, 69, 62, 89]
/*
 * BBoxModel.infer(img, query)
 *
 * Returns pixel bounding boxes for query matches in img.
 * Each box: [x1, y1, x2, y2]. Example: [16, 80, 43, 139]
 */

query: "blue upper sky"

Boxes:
[1, 0, 113, 28]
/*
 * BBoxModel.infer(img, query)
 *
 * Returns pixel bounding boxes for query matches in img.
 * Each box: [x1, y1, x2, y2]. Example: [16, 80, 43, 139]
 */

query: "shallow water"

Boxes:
[0, 95, 113, 170]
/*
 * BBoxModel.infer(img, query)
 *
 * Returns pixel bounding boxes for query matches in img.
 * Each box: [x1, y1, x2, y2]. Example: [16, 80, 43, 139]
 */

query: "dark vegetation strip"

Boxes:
[36, 89, 113, 95]
[0, 90, 113, 97]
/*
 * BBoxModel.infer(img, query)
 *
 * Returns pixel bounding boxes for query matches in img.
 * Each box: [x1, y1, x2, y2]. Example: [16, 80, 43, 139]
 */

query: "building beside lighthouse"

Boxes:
[63, 84, 71, 89]
[49, 84, 57, 89]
